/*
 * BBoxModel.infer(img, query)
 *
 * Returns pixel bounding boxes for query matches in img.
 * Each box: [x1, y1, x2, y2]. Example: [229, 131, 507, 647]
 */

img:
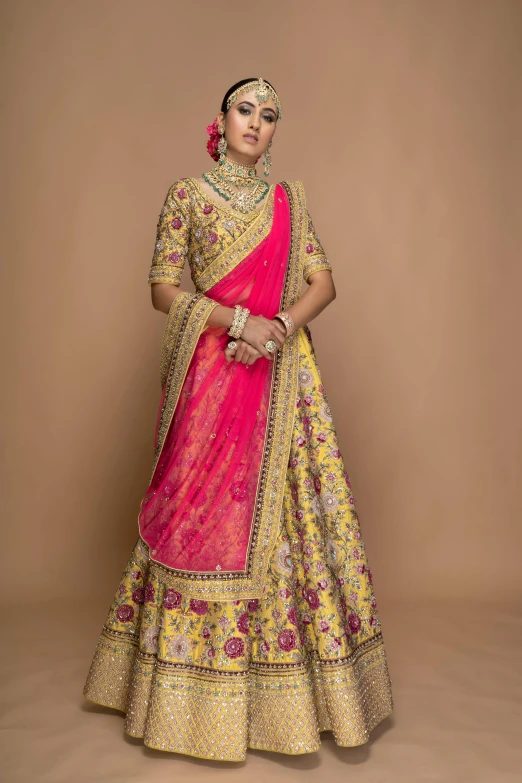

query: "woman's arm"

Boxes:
[275, 269, 336, 333]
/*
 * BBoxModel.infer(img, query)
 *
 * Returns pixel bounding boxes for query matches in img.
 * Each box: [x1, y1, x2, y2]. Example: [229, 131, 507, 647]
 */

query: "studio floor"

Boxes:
[1, 599, 520, 783]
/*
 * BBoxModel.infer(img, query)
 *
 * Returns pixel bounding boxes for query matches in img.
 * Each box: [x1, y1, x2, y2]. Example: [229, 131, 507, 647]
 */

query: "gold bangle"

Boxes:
[274, 311, 295, 336]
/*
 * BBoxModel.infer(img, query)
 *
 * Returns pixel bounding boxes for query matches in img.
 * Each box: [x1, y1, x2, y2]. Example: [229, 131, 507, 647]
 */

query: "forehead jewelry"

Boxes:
[226, 77, 282, 120]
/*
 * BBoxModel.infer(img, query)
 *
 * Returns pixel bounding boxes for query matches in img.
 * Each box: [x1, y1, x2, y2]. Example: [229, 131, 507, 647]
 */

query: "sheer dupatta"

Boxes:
[139, 185, 290, 575]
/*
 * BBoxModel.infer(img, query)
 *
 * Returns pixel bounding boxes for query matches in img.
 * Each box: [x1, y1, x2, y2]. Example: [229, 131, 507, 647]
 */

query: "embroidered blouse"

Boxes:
[147, 178, 332, 291]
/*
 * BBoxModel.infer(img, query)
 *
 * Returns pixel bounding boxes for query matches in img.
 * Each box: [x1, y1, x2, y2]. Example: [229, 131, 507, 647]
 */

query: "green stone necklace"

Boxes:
[202, 156, 269, 215]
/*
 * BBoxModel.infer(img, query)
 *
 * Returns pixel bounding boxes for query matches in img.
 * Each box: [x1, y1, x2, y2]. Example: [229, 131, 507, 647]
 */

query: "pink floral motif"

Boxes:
[331, 448, 341, 459]
[317, 578, 329, 590]
[132, 587, 145, 605]
[130, 570, 141, 580]
[277, 629, 297, 652]
[118, 584, 126, 597]
[304, 544, 314, 556]
[316, 561, 325, 574]
[143, 625, 160, 651]
[171, 217, 183, 230]
[291, 482, 299, 505]
[339, 596, 347, 615]
[352, 548, 360, 559]
[203, 204, 214, 214]
[254, 621, 262, 635]
[371, 596, 377, 608]
[218, 616, 230, 630]
[348, 613, 361, 633]
[349, 591, 358, 604]
[237, 612, 249, 635]
[296, 436, 306, 447]
[306, 243, 315, 254]
[260, 641, 270, 654]
[287, 606, 299, 626]
[189, 599, 209, 616]
[248, 599, 259, 613]
[304, 394, 313, 406]
[145, 583, 155, 603]
[355, 529, 361, 540]
[370, 616, 378, 627]
[345, 472, 351, 487]
[349, 496, 355, 506]
[272, 609, 281, 621]
[201, 625, 211, 639]
[206, 646, 216, 658]
[318, 620, 330, 632]
[302, 612, 312, 625]
[279, 588, 292, 599]
[356, 563, 366, 575]
[291, 457, 299, 468]
[316, 432, 327, 443]
[168, 633, 191, 660]
[163, 589, 182, 609]
[207, 231, 218, 244]
[230, 481, 247, 502]
[303, 588, 320, 610]
[224, 637, 244, 659]
[295, 510, 304, 521]
[116, 604, 134, 622]
[313, 475, 321, 494]
[302, 415, 313, 440]
[177, 187, 187, 199]
[368, 569, 373, 584]
[168, 251, 180, 264]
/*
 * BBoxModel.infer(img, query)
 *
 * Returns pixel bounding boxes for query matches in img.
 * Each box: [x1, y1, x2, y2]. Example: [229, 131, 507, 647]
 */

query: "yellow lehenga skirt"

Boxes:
[83, 326, 394, 760]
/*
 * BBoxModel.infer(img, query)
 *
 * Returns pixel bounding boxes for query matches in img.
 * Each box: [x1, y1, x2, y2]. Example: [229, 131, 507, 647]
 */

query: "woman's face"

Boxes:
[219, 88, 278, 164]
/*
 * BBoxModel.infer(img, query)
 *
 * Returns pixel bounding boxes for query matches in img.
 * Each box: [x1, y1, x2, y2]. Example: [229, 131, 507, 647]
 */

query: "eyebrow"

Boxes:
[237, 100, 277, 117]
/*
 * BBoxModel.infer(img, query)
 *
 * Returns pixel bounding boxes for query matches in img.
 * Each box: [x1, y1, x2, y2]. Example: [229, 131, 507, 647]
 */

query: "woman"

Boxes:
[83, 77, 394, 761]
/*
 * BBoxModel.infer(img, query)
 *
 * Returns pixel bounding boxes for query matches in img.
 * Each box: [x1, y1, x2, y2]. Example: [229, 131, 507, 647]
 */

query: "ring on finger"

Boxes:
[265, 339, 277, 353]
[227, 340, 237, 350]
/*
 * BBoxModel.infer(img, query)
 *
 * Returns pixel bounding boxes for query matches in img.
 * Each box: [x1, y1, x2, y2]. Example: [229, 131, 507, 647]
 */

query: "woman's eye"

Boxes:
[239, 107, 251, 115]
[263, 115, 274, 123]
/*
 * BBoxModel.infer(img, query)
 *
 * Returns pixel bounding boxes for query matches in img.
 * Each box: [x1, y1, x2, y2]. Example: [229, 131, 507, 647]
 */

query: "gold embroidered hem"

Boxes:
[84, 628, 392, 761]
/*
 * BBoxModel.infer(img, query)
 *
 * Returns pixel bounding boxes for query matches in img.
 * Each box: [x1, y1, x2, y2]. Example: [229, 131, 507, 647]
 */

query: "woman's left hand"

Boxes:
[224, 338, 263, 366]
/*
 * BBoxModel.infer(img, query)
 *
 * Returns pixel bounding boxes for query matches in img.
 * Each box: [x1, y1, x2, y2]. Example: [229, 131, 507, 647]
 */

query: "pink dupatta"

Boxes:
[139, 184, 291, 575]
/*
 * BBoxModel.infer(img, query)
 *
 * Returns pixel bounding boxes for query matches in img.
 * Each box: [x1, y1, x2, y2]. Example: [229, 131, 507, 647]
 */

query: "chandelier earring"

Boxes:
[263, 140, 273, 177]
[217, 126, 227, 162]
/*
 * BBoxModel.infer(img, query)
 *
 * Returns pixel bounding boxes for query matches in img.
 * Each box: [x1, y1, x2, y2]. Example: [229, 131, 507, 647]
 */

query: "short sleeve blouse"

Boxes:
[148, 181, 191, 287]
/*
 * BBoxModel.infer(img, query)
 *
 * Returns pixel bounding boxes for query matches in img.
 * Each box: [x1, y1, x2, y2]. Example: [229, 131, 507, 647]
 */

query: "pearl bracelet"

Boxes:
[228, 304, 250, 339]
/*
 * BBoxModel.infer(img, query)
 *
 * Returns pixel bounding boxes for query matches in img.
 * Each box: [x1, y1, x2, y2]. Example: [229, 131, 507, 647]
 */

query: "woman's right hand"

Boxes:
[240, 315, 287, 359]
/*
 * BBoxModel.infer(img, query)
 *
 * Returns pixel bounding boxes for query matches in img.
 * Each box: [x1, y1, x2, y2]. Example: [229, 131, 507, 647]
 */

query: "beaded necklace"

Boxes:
[202, 156, 269, 215]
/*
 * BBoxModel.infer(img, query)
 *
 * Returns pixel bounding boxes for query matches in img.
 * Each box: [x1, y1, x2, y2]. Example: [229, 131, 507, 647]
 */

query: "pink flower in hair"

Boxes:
[206, 118, 221, 162]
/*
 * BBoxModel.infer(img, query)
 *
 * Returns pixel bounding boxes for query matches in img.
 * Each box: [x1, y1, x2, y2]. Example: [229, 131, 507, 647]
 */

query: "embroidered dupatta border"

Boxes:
[142, 181, 308, 600]
[151, 292, 220, 477]
[194, 183, 276, 293]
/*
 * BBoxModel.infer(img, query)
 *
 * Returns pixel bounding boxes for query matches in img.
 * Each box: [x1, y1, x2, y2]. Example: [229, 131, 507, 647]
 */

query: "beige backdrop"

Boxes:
[1, 0, 521, 606]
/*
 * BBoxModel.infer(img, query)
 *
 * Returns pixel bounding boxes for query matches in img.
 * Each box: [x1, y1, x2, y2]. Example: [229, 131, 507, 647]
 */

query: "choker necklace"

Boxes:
[202, 156, 269, 215]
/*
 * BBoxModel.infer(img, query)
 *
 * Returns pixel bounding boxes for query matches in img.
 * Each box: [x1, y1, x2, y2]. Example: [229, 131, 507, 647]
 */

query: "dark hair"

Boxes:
[220, 78, 278, 114]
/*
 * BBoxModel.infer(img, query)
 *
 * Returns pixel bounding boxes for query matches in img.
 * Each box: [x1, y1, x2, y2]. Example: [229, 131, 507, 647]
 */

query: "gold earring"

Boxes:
[263, 140, 272, 177]
[217, 126, 227, 162]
